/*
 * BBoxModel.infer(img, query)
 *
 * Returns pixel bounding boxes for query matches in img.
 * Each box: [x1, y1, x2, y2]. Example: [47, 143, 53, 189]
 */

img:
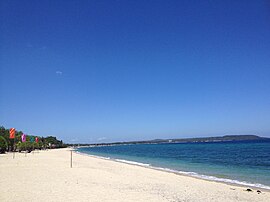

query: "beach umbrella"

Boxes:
[21, 134, 26, 142]
[9, 128, 15, 139]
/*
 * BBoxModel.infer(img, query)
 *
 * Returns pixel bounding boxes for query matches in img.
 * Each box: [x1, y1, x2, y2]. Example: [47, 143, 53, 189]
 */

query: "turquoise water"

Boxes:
[77, 140, 270, 189]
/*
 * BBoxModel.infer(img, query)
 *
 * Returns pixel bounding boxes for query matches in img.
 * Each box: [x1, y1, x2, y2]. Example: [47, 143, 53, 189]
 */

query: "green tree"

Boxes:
[1, 125, 66, 151]
[0, 136, 8, 153]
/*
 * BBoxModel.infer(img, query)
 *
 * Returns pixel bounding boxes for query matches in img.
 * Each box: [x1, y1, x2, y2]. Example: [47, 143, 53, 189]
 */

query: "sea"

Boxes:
[77, 139, 270, 190]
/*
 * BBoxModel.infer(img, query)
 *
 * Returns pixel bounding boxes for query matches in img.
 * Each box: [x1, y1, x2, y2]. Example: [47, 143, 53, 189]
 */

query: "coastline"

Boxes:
[1, 148, 269, 202]
[75, 150, 270, 192]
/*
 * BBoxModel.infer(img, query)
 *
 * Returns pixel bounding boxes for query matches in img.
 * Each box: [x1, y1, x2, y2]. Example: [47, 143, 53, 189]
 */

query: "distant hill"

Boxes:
[160, 135, 268, 143]
[69, 135, 269, 147]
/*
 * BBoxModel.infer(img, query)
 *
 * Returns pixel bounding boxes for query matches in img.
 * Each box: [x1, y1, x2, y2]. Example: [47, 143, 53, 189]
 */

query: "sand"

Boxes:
[0, 148, 269, 202]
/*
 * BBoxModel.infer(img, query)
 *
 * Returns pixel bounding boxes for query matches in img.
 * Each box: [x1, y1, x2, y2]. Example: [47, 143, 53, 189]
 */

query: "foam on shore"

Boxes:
[76, 150, 270, 190]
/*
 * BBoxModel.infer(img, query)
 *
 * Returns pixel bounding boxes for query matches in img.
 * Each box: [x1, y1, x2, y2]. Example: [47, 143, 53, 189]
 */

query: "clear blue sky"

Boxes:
[1, 0, 270, 143]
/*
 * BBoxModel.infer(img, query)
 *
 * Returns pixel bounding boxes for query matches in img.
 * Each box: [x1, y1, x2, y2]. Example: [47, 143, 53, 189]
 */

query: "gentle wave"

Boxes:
[75, 151, 111, 160]
[76, 150, 270, 190]
[153, 167, 270, 190]
[115, 159, 151, 167]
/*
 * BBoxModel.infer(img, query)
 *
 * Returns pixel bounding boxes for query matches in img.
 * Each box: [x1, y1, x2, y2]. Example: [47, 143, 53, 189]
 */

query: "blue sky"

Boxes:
[1, 0, 270, 143]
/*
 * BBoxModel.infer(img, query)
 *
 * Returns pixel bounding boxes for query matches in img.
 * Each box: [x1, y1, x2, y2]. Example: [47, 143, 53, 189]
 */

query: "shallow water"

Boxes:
[77, 139, 270, 189]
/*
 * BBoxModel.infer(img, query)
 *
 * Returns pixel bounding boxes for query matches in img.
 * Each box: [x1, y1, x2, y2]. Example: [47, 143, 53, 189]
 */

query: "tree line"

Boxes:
[0, 126, 66, 153]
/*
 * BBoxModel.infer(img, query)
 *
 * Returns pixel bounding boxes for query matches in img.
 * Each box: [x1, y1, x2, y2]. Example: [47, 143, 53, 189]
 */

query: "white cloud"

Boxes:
[56, 71, 63, 75]
[97, 137, 107, 141]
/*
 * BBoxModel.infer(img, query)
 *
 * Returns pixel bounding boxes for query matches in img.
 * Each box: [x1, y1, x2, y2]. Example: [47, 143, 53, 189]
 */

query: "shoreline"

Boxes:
[75, 149, 270, 192]
[1, 148, 270, 202]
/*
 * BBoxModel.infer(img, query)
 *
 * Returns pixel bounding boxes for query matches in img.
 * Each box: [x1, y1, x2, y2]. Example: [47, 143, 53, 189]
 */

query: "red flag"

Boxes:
[35, 137, 39, 143]
[9, 128, 15, 139]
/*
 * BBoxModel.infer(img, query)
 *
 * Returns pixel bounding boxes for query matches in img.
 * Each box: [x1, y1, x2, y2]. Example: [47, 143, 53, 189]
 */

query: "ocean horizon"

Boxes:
[77, 139, 270, 190]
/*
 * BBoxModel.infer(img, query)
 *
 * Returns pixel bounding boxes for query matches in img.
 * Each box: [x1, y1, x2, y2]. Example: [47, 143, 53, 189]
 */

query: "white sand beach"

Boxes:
[0, 148, 269, 202]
